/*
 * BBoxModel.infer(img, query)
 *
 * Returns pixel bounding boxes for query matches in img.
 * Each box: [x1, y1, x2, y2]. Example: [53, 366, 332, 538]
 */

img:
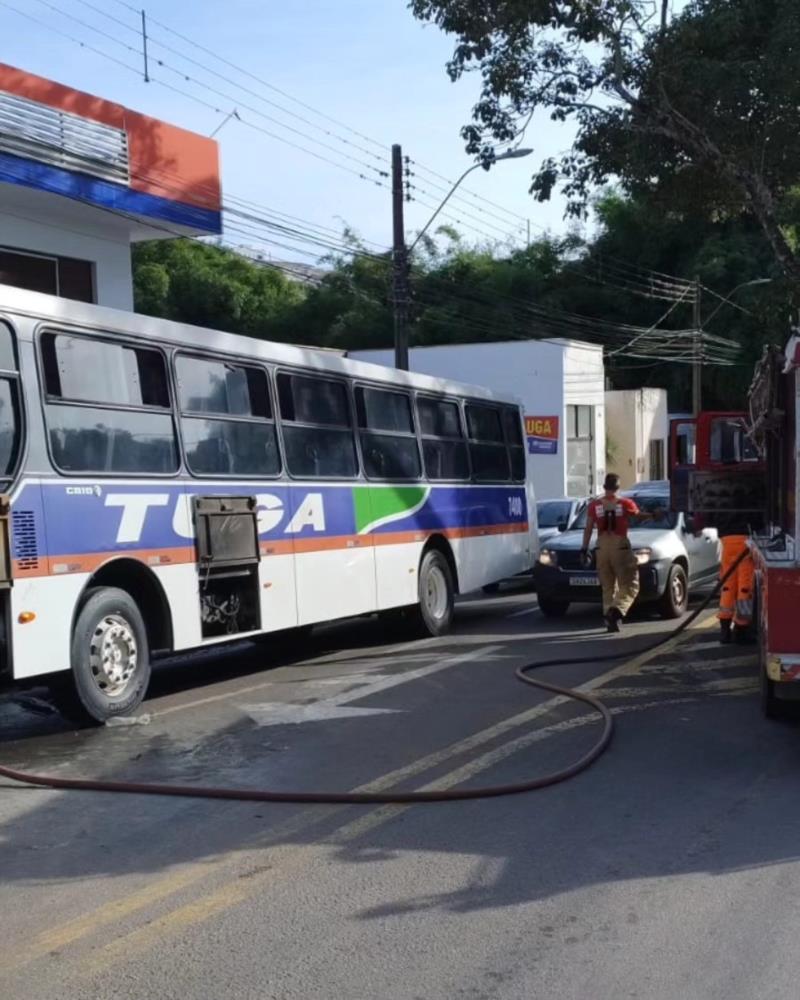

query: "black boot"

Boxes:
[734, 625, 755, 645]
[605, 607, 622, 633]
[719, 620, 733, 645]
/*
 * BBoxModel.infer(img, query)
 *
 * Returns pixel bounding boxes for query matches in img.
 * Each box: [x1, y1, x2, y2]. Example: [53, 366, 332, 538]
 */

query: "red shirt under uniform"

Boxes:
[588, 497, 639, 537]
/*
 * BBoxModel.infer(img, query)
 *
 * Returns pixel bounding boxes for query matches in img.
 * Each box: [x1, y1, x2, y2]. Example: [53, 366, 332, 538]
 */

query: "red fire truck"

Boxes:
[670, 335, 800, 717]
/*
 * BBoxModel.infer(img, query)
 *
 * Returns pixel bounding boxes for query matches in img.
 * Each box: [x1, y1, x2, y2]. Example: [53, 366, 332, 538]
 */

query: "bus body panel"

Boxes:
[0, 285, 537, 687]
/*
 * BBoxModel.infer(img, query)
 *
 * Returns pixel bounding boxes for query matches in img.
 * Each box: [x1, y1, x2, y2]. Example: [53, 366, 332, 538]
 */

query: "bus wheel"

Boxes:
[415, 549, 455, 637]
[63, 587, 151, 725]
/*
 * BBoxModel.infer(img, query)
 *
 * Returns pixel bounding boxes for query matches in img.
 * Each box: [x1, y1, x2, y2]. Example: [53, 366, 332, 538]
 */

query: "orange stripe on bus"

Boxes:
[10, 522, 529, 579]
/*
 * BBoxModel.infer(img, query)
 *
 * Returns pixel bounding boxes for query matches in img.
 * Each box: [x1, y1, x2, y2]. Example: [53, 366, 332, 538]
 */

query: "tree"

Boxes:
[409, 0, 800, 287]
[132, 240, 306, 341]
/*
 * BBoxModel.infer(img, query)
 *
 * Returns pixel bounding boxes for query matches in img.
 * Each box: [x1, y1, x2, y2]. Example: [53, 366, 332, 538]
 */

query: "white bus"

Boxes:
[0, 285, 537, 722]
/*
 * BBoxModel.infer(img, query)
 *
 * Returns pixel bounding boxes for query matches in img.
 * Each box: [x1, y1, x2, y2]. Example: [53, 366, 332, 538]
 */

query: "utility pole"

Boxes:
[692, 277, 702, 415]
[391, 144, 410, 371]
[141, 9, 150, 83]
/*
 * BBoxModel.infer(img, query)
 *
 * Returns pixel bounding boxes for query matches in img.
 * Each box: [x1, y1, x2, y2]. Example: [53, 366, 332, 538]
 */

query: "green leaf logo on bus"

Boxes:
[353, 486, 431, 535]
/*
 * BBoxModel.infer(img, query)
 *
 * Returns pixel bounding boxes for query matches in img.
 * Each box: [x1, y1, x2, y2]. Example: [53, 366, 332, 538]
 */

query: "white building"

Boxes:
[0, 63, 221, 311]
[605, 388, 669, 489]
[351, 339, 606, 500]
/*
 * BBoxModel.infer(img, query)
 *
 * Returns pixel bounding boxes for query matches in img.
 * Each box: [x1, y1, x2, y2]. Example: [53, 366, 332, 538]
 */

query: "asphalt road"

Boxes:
[0, 585, 793, 1000]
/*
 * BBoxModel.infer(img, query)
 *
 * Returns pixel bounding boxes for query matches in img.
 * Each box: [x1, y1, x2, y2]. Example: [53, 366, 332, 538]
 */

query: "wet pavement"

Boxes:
[2, 585, 792, 1000]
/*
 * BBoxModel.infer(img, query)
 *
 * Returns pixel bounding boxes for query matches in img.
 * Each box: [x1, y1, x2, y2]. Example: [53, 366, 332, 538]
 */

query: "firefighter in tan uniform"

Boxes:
[581, 474, 640, 632]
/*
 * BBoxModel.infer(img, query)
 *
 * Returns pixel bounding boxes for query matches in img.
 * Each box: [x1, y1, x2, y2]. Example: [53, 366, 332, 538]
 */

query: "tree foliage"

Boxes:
[409, 0, 800, 285]
[132, 240, 306, 340]
[131, 195, 792, 412]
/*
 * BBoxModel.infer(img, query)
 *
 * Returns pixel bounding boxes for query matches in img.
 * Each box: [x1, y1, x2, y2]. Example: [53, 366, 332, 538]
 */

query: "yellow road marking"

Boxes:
[80, 615, 720, 975]
[19, 867, 213, 958]
[4, 613, 717, 979]
[82, 882, 252, 974]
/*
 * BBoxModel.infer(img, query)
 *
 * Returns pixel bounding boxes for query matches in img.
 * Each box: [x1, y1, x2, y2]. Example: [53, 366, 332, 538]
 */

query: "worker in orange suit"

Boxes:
[718, 530, 755, 644]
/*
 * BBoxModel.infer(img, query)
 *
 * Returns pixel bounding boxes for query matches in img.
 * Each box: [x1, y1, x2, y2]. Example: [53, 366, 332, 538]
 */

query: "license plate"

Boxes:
[570, 575, 599, 587]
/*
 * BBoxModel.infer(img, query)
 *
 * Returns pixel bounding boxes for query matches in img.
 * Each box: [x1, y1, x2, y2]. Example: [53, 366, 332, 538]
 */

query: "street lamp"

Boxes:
[704, 277, 773, 326]
[392, 146, 533, 370]
[408, 148, 534, 253]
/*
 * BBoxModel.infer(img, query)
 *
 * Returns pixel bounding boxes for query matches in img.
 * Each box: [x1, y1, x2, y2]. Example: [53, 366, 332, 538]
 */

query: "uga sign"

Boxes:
[525, 415, 559, 455]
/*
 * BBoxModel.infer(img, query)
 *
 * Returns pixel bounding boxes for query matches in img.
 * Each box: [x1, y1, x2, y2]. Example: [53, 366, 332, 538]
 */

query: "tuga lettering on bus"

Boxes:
[104, 492, 327, 545]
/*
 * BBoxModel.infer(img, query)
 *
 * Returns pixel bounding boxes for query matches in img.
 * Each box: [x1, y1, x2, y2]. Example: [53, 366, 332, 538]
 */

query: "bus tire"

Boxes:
[61, 587, 151, 725]
[414, 549, 455, 637]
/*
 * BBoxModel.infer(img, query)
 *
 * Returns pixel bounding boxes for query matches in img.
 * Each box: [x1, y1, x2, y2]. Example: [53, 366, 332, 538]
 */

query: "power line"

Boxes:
[101, 0, 535, 239]
[408, 182, 525, 242]
[70, 0, 390, 167]
[28, 0, 390, 182]
[409, 158, 532, 229]
[1, 0, 389, 189]
[109, 0, 388, 155]
[406, 161, 532, 235]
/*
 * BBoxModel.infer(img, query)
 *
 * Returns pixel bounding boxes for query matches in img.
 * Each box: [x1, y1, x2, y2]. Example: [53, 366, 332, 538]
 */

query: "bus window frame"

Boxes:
[275, 367, 362, 482]
[36, 325, 182, 479]
[174, 349, 283, 481]
[353, 381, 423, 483]
[463, 398, 512, 485]
[0, 318, 25, 492]
[414, 391, 471, 484]
[501, 403, 526, 485]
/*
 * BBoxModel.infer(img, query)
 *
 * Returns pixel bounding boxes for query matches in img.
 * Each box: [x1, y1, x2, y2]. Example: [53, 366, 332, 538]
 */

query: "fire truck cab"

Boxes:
[670, 340, 800, 717]
[748, 338, 800, 716]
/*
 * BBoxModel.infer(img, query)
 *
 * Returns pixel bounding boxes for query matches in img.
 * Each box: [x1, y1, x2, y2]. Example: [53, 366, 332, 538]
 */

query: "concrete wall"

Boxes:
[563, 341, 606, 497]
[351, 339, 606, 501]
[0, 203, 134, 310]
[605, 388, 669, 488]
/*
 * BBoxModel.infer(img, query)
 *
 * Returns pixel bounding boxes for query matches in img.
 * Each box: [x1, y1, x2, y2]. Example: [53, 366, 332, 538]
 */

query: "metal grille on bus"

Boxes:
[12, 510, 39, 572]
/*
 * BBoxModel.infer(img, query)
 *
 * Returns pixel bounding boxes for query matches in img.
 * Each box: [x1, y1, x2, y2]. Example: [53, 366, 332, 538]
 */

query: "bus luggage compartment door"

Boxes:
[194, 495, 261, 638]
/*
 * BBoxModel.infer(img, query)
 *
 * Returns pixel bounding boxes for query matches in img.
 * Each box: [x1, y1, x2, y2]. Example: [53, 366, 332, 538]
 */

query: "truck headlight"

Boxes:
[538, 549, 558, 567]
[634, 548, 653, 565]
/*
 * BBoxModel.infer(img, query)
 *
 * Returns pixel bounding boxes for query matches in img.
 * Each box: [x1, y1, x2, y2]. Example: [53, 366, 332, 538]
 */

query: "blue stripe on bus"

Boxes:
[12, 481, 528, 560]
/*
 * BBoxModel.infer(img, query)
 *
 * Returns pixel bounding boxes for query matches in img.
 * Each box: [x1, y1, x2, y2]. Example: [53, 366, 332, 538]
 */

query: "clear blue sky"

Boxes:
[0, 0, 583, 259]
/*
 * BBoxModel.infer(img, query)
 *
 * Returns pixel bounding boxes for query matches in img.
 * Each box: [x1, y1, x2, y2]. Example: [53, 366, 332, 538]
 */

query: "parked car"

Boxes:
[533, 485, 721, 619]
[482, 496, 589, 594]
[536, 497, 589, 546]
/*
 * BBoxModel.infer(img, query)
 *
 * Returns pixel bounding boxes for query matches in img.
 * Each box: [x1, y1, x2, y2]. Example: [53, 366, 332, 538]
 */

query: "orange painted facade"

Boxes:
[0, 63, 220, 212]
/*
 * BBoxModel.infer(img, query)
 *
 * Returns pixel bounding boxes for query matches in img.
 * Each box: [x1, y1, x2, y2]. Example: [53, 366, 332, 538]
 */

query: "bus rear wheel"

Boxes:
[57, 587, 151, 725]
[414, 549, 455, 637]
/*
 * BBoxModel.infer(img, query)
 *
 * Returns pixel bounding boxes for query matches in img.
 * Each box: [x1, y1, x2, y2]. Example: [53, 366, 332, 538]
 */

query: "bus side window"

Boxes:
[465, 403, 510, 483]
[41, 331, 178, 475]
[355, 386, 421, 481]
[502, 407, 526, 483]
[416, 397, 469, 482]
[277, 372, 358, 479]
[175, 354, 280, 478]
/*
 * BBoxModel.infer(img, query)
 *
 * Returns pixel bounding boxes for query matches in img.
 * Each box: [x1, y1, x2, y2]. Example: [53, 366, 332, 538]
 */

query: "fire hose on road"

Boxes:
[0, 550, 749, 804]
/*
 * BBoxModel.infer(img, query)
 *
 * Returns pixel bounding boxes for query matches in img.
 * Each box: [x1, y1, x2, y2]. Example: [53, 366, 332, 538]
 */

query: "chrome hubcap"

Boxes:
[672, 573, 686, 608]
[425, 566, 449, 620]
[89, 614, 138, 697]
